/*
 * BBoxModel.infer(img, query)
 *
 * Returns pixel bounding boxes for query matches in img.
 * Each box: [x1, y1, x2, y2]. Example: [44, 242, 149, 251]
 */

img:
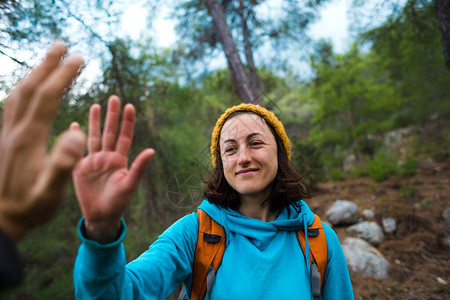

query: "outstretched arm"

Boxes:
[73, 95, 154, 243]
[0, 42, 86, 243]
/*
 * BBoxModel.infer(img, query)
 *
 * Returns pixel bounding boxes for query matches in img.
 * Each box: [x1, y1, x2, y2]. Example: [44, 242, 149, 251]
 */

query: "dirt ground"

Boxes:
[308, 160, 450, 300]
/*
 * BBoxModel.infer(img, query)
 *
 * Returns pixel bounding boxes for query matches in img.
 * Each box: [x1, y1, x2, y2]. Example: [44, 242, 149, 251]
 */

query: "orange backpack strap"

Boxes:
[297, 214, 328, 298]
[190, 209, 226, 300]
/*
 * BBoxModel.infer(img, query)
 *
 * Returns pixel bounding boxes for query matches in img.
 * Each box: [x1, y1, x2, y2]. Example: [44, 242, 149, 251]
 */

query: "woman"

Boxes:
[73, 98, 354, 299]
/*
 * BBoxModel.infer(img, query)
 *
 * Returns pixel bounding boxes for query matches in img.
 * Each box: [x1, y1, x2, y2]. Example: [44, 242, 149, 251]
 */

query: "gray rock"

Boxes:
[383, 126, 420, 150]
[342, 237, 390, 279]
[442, 207, 450, 223]
[442, 236, 450, 249]
[343, 153, 357, 173]
[326, 200, 358, 226]
[382, 217, 397, 235]
[347, 221, 384, 246]
[362, 209, 374, 219]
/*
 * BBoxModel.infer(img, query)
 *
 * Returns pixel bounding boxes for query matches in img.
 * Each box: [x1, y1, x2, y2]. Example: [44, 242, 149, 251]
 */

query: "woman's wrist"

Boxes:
[83, 218, 122, 244]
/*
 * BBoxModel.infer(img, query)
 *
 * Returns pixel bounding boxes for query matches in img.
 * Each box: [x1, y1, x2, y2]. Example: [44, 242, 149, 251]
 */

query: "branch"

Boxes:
[0, 47, 30, 68]
[59, 1, 127, 100]
[59, 1, 109, 45]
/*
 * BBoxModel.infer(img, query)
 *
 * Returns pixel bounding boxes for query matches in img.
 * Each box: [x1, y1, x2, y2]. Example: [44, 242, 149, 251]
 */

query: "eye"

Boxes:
[224, 146, 237, 153]
[249, 141, 263, 147]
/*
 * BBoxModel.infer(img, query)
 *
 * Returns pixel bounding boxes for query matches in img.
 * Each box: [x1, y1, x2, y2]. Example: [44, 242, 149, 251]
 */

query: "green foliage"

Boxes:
[366, 151, 397, 182]
[330, 168, 344, 181]
[308, 42, 402, 175]
[320, 153, 345, 170]
[2, 189, 81, 299]
[308, 1, 450, 176]
[364, 1, 450, 128]
[290, 140, 324, 188]
[418, 197, 432, 208]
[350, 165, 366, 178]
[401, 185, 417, 199]
[414, 176, 424, 185]
[396, 156, 419, 177]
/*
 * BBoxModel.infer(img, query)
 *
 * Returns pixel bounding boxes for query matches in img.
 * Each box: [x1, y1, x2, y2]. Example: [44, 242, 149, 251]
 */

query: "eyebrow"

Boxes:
[223, 132, 262, 144]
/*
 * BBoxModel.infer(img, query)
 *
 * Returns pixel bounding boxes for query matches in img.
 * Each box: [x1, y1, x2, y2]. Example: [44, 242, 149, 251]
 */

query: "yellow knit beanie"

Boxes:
[210, 103, 290, 167]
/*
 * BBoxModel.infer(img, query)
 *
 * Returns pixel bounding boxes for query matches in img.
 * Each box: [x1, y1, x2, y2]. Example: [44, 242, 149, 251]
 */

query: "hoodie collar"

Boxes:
[198, 199, 315, 251]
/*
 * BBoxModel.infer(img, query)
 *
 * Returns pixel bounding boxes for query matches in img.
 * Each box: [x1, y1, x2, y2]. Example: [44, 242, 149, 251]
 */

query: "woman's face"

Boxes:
[219, 113, 278, 200]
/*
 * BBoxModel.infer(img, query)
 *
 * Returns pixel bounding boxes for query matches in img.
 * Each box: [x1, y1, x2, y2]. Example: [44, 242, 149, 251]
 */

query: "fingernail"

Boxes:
[46, 41, 67, 58]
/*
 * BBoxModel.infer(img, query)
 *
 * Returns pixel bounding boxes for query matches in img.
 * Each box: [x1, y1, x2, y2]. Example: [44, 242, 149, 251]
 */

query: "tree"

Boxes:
[172, 0, 329, 104]
[309, 43, 400, 169]
[350, 0, 450, 70]
[364, 1, 450, 130]
[435, 0, 450, 70]
[205, 0, 256, 103]
[309, 1, 450, 174]
[0, 0, 65, 67]
[0, 0, 128, 95]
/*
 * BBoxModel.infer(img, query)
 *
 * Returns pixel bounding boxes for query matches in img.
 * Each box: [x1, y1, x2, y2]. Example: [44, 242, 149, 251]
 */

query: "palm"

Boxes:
[74, 151, 130, 221]
[73, 96, 154, 233]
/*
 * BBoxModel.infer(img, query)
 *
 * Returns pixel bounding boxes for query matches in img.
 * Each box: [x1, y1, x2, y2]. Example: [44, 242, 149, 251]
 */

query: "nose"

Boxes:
[237, 147, 251, 166]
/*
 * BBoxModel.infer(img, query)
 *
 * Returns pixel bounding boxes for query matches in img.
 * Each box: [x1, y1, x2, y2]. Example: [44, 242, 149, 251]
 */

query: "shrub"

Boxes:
[330, 168, 344, 181]
[366, 151, 397, 182]
[401, 185, 417, 199]
[396, 156, 419, 177]
[291, 141, 325, 188]
[350, 165, 367, 177]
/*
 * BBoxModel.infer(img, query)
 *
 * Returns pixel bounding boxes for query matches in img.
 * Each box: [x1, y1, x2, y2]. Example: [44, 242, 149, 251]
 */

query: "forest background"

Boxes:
[0, 0, 449, 299]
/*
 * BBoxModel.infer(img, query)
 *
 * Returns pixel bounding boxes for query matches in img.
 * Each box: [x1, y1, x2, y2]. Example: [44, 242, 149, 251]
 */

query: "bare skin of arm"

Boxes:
[72, 96, 155, 244]
[0, 42, 86, 243]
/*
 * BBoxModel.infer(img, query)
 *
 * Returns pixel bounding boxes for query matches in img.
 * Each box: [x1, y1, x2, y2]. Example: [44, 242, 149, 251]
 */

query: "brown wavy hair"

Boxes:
[203, 112, 310, 212]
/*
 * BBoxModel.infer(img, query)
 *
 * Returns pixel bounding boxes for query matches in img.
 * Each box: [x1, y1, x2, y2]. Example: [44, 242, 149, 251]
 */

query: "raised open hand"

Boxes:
[0, 42, 86, 243]
[73, 96, 154, 243]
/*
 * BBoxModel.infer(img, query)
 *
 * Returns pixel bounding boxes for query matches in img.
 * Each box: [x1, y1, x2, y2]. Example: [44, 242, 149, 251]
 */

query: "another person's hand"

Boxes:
[73, 96, 154, 244]
[0, 42, 86, 243]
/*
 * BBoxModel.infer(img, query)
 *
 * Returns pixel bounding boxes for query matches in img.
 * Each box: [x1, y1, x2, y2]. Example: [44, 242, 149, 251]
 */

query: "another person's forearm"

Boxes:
[0, 215, 29, 244]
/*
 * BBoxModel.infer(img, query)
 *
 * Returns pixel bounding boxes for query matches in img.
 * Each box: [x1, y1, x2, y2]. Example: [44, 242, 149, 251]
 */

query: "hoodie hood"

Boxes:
[198, 199, 315, 251]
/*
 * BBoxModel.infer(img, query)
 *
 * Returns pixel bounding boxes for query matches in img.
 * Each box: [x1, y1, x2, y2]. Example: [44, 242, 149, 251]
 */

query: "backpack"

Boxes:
[179, 209, 328, 300]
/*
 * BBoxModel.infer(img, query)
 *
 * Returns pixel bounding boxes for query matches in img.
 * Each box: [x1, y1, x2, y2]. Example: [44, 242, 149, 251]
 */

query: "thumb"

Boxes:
[49, 128, 86, 176]
[124, 149, 155, 192]
[69, 121, 81, 130]
[30, 129, 86, 219]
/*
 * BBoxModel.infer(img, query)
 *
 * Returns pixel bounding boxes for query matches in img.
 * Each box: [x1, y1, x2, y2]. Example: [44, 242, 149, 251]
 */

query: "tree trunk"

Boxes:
[205, 0, 260, 104]
[435, 0, 450, 71]
[238, 0, 262, 103]
[347, 109, 366, 168]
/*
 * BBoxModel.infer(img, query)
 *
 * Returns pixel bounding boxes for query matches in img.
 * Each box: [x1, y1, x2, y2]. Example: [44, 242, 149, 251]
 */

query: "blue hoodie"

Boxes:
[74, 200, 354, 299]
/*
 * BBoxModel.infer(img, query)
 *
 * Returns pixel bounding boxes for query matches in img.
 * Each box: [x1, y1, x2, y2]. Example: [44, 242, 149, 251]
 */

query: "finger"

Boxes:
[3, 42, 67, 131]
[116, 104, 135, 156]
[124, 149, 155, 191]
[88, 104, 101, 154]
[29, 129, 86, 224]
[102, 96, 121, 151]
[70, 122, 80, 130]
[26, 54, 84, 134]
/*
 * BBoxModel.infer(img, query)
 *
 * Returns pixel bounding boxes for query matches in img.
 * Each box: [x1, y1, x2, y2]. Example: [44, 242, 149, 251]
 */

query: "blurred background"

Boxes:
[0, 0, 449, 299]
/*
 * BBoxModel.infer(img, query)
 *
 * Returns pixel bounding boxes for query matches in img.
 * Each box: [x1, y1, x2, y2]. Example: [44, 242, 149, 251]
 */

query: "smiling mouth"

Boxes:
[236, 168, 259, 175]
